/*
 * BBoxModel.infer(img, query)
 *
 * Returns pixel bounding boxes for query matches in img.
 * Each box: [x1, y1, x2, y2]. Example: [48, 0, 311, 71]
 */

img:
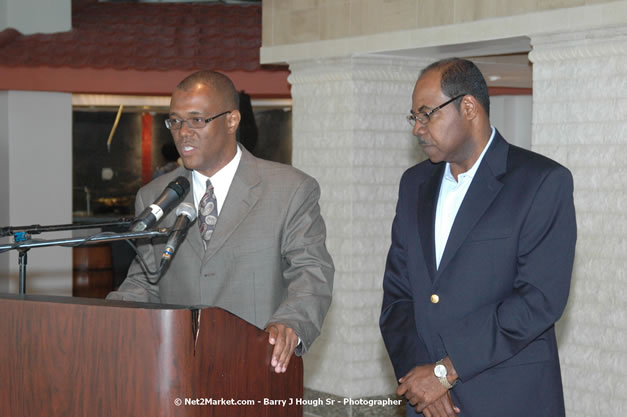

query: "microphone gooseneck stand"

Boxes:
[0, 219, 167, 295]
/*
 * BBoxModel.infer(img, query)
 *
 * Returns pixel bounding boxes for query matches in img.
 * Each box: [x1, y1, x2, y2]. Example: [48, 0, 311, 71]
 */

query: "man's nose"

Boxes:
[179, 120, 194, 136]
[413, 121, 427, 136]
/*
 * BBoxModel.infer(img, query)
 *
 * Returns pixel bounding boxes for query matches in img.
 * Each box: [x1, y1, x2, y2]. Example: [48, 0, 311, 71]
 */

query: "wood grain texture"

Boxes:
[72, 245, 114, 299]
[0, 294, 303, 417]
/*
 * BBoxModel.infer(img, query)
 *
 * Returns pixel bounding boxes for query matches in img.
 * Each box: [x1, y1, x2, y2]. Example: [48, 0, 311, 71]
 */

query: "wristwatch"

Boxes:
[434, 360, 454, 389]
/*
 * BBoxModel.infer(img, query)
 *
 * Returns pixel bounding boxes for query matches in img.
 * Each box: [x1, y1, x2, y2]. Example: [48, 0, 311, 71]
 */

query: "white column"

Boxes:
[0, 91, 73, 295]
[530, 26, 627, 417]
[288, 55, 432, 398]
[0, 0, 72, 295]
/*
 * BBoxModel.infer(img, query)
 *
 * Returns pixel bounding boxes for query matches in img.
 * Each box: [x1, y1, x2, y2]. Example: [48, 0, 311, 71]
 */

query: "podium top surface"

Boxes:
[0, 292, 196, 310]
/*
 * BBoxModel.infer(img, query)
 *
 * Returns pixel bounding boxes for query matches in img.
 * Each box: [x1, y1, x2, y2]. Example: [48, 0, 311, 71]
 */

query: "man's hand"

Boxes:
[265, 323, 299, 373]
[397, 363, 458, 414]
[422, 392, 460, 417]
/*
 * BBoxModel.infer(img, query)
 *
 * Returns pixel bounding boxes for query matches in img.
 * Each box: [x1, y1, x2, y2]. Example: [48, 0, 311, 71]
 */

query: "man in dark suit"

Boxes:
[108, 71, 334, 374]
[379, 58, 577, 416]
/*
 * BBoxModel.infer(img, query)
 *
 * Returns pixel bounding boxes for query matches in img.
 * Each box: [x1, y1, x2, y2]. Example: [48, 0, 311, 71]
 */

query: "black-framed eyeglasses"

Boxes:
[407, 94, 466, 127]
[165, 111, 231, 130]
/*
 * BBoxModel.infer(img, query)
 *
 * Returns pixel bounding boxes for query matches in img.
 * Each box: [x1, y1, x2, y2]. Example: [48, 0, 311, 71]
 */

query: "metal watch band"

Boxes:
[435, 360, 454, 389]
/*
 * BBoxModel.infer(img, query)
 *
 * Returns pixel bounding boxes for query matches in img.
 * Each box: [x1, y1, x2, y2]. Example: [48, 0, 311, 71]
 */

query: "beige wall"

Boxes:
[261, 0, 627, 65]
[0, 91, 73, 296]
[263, 0, 615, 46]
[0, 0, 70, 34]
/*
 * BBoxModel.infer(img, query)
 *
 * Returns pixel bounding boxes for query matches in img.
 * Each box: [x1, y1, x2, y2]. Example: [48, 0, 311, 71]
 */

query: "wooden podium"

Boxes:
[0, 294, 303, 417]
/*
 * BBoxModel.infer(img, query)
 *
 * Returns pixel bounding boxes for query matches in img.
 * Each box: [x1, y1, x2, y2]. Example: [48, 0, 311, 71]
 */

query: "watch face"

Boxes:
[434, 364, 447, 378]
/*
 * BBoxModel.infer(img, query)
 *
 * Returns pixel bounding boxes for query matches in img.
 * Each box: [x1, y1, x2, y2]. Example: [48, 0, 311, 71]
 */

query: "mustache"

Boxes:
[415, 136, 428, 145]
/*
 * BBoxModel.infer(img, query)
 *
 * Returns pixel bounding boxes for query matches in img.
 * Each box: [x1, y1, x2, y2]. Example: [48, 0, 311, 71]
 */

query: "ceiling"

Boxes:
[0, 1, 291, 97]
[376, 36, 533, 89]
[470, 53, 532, 89]
[93, 0, 531, 89]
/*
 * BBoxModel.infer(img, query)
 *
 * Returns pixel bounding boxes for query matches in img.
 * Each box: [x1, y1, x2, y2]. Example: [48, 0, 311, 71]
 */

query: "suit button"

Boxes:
[430, 294, 440, 304]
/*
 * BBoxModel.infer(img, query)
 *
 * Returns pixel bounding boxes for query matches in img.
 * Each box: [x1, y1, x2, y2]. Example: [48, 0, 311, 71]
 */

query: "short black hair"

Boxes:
[176, 70, 240, 110]
[420, 58, 490, 117]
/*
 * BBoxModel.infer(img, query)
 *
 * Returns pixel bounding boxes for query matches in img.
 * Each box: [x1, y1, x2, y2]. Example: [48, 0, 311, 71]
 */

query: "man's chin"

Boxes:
[420, 147, 441, 163]
[180, 157, 197, 171]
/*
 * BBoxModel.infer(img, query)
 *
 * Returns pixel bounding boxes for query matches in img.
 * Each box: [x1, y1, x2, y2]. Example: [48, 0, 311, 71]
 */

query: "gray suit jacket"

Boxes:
[108, 147, 334, 353]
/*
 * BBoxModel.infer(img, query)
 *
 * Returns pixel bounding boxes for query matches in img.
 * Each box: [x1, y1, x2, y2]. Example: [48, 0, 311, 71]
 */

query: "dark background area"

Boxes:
[72, 107, 292, 219]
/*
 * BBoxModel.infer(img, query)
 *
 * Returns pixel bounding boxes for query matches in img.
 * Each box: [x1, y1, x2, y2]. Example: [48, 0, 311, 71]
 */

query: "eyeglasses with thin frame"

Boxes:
[165, 111, 231, 130]
[407, 94, 466, 127]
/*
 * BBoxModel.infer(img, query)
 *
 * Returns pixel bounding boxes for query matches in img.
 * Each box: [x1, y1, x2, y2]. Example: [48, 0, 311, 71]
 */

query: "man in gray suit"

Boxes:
[107, 71, 334, 374]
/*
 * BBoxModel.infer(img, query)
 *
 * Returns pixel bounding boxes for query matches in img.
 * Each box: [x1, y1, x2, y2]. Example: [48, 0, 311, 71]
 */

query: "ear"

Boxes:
[460, 95, 480, 121]
[226, 109, 241, 134]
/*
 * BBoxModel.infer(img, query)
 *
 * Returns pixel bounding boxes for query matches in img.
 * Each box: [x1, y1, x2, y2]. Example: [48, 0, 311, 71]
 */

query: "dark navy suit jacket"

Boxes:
[380, 131, 577, 417]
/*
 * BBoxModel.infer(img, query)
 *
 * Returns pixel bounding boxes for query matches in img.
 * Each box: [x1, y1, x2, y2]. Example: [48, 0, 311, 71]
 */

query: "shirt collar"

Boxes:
[443, 126, 495, 183]
[192, 145, 242, 213]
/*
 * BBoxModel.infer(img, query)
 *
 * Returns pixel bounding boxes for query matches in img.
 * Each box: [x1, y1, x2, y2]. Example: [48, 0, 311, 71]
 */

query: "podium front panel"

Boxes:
[0, 294, 303, 417]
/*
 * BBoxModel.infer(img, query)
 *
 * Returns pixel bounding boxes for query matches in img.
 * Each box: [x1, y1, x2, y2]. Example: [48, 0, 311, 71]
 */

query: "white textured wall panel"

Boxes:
[288, 56, 431, 397]
[530, 26, 627, 416]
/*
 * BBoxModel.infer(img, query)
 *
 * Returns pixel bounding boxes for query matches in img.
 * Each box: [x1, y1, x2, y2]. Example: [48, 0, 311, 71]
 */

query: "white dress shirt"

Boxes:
[435, 127, 495, 269]
[192, 145, 242, 215]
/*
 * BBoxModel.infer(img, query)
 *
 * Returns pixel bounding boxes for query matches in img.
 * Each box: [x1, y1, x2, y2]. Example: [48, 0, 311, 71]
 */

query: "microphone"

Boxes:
[130, 177, 190, 232]
[160, 202, 197, 269]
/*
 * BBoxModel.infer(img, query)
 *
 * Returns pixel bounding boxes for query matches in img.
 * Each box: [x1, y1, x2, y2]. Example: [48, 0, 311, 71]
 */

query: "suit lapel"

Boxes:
[435, 131, 508, 277]
[417, 164, 444, 282]
[204, 147, 261, 262]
